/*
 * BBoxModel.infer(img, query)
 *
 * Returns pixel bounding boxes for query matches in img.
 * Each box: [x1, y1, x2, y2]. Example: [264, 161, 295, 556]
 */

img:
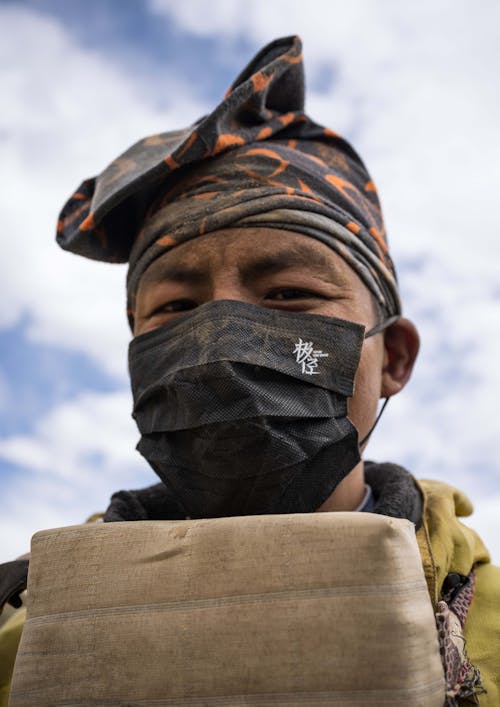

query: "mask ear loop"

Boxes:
[358, 397, 390, 447]
[364, 314, 400, 338]
[358, 314, 400, 448]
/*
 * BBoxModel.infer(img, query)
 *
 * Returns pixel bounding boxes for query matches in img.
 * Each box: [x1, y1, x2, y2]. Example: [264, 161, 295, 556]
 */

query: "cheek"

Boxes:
[347, 340, 384, 437]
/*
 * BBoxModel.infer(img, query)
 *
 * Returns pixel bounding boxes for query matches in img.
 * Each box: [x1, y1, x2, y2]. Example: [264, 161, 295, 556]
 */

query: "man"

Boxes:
[1, 35, 499, 705]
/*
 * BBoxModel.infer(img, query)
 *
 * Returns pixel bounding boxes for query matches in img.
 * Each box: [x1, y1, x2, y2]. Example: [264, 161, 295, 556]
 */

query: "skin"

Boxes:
[134, 227, 420, 512]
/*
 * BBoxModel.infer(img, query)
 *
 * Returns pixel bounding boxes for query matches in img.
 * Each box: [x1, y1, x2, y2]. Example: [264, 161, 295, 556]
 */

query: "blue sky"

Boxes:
[1, 0, 499, 562]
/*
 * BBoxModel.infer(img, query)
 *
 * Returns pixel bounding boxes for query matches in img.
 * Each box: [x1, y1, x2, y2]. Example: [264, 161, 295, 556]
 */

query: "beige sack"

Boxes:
[9, 513, 444, 706]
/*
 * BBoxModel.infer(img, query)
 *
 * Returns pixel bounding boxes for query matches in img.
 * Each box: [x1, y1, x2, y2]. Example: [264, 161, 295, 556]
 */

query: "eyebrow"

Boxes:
[139, 244, 342, 290]
[239, 247, 339, 286]
[139, 263, 207, 288]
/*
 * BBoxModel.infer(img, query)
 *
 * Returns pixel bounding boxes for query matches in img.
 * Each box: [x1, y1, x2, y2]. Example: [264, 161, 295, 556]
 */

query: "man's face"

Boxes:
[134, 227, 388, 446]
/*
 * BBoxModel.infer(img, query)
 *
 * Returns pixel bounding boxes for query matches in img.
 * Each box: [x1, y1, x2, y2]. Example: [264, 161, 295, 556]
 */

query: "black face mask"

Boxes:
[129, 300, 382, 519]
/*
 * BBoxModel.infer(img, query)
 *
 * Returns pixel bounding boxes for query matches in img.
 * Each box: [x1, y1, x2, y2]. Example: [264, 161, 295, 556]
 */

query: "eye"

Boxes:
[266, 288, 323, 301]
[151, 299, 197, 316]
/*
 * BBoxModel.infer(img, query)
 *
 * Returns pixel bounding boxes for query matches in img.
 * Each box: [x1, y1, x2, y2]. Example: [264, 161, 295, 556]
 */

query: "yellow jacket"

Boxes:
[1, 479, 499, 706]
[416, 479, 500, 705]
[0, 606, 25, 707]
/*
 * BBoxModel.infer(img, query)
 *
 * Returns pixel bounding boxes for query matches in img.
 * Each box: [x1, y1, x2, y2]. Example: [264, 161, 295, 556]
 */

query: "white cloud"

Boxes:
[0, 390, 157, 562]
[0, 4, 208, 378]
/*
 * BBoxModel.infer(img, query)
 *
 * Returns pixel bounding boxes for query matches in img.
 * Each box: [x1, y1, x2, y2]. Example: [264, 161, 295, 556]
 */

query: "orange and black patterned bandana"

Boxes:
[57, 35, 401, 321]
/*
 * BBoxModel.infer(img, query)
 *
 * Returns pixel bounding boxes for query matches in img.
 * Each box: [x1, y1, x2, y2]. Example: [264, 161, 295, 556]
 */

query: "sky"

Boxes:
[0, 0, 499, 563]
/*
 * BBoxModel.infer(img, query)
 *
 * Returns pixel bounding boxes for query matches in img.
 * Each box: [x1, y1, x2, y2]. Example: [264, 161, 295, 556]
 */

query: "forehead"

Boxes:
[138, 227, 362, 289]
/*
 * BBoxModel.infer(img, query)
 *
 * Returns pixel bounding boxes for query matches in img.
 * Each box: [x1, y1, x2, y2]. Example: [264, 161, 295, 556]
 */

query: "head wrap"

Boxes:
[57, 35, 400, 324]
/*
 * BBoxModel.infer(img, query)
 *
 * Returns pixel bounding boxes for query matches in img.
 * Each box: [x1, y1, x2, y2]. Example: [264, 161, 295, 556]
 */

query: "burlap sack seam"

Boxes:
[14, 678, 446, 706]
[26, 580, 429, 625]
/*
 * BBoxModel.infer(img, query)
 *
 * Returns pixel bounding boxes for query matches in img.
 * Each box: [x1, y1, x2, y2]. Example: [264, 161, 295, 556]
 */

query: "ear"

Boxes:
[380, 317, 420, 398]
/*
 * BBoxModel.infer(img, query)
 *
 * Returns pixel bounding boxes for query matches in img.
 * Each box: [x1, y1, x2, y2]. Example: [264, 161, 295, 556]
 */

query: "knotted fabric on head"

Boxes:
[56, 35, 401, 325]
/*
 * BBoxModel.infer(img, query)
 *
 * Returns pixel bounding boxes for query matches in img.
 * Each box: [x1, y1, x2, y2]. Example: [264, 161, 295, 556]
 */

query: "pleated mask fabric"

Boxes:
[56, 35, 401, 325]
[128, 300, 366, 518]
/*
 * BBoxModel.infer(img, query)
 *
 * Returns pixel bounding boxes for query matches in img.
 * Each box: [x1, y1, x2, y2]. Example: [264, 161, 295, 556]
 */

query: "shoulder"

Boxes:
[465, 563, 500, 705]
[416, 478, 500, 706]
[0, 558, 29, 706]
[0, 606, 26, 707]
[416, 479, 490, 596]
